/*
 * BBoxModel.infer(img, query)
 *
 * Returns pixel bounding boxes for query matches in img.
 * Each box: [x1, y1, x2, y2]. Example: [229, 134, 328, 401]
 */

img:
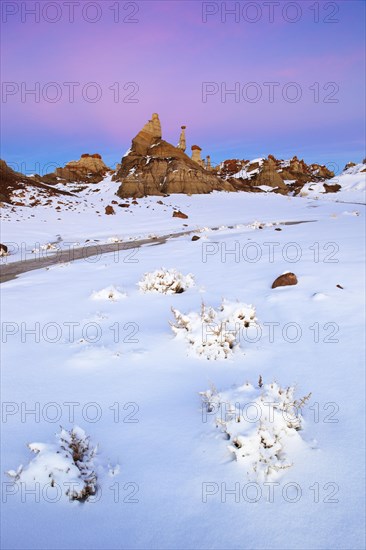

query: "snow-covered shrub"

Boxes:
[200, 379, 311, 481]
[7, 426, 98, 502]
[171, 300, 257, 359]
[91, 285, 126, 301]
[138, 268, 194, 294]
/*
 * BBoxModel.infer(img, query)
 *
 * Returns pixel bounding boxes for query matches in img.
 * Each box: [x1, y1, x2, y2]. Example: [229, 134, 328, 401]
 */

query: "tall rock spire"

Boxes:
[131, 113, 162, 156]
[177, 125, 186, 152]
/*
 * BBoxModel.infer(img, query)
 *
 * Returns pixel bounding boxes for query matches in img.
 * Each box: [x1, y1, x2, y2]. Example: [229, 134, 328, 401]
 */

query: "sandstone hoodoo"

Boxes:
[40, 154, 111, 185]
[177, 125, 187, 152]
[191, 145, 204, 167]
[113, 113, 235, 197]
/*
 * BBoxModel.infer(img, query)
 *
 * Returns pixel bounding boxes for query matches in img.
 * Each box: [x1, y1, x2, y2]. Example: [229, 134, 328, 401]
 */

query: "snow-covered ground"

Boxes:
[1, 163, 364, 265]
[1, 176, 365, 548]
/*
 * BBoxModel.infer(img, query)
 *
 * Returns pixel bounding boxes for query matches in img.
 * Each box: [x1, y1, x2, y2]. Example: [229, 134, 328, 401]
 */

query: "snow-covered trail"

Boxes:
[0, 220, 318, 283]
[0, 230, 192, 284]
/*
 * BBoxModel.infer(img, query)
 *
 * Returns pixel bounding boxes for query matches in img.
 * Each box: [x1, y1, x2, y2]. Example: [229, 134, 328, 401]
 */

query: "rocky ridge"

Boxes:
[1, 113, 365, 207]
[218, 155, 336, 195]
[0, 159, 75, 206]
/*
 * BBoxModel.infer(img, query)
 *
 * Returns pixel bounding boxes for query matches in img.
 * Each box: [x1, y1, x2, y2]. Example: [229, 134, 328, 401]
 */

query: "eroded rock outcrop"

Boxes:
[0, 159, 74, 205]
[39, 154, 111, 185]
[113, 114, 235, 198]
[220, 155, 335, 195]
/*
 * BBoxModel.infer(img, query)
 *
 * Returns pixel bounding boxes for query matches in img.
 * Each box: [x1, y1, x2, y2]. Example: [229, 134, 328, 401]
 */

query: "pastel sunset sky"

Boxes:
[1, 0, 365, 173]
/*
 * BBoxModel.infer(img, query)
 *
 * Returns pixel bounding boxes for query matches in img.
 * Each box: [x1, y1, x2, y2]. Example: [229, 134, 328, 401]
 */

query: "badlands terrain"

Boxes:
[0, 114, 365, 549]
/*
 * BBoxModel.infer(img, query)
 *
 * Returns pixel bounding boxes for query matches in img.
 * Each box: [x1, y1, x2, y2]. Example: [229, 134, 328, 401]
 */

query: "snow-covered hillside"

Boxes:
[1, 187, 365, 549]
[302, 162, 366, 203]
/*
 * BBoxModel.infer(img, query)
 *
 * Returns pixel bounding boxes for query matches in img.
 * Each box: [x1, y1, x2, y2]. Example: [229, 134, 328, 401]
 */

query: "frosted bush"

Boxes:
[138, 268, 195, 294]
[91, 285, 126, 301]
[7, 426, 98, 501]
[171, 300, 257, 359]
[200, 379, 311, 481]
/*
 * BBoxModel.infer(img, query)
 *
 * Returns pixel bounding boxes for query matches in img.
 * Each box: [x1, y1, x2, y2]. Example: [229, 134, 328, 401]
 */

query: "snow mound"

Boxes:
[7, 426, 98, 501]
[171, 300, 257, 360]
[91, 285, 126, 301]
[138, 268, 195, 294]
[201, 380, 311, 481]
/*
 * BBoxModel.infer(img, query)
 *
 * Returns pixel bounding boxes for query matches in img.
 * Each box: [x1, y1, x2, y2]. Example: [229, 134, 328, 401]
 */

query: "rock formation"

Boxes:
[113, 114, 235, 197]
[220, 155, 335, 195]
[39, 154, 111, 185]
[217, 159, 248, 178]
[177, 125, 186, 152]
[191, 145, 204, 167]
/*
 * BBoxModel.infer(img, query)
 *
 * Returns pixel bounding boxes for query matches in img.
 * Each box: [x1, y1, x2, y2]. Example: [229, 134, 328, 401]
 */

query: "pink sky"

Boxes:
[1, 0, 365, 172]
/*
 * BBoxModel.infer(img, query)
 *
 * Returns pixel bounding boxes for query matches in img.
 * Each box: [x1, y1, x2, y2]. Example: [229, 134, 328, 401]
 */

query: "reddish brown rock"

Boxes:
[191, 235, 200, 241]
[324, 183, 341, 193]
[271, 272, 298, 289]
[105, 205, 115, 215]
[218, 159, 248, 178]
[173, 210, 188, 219]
